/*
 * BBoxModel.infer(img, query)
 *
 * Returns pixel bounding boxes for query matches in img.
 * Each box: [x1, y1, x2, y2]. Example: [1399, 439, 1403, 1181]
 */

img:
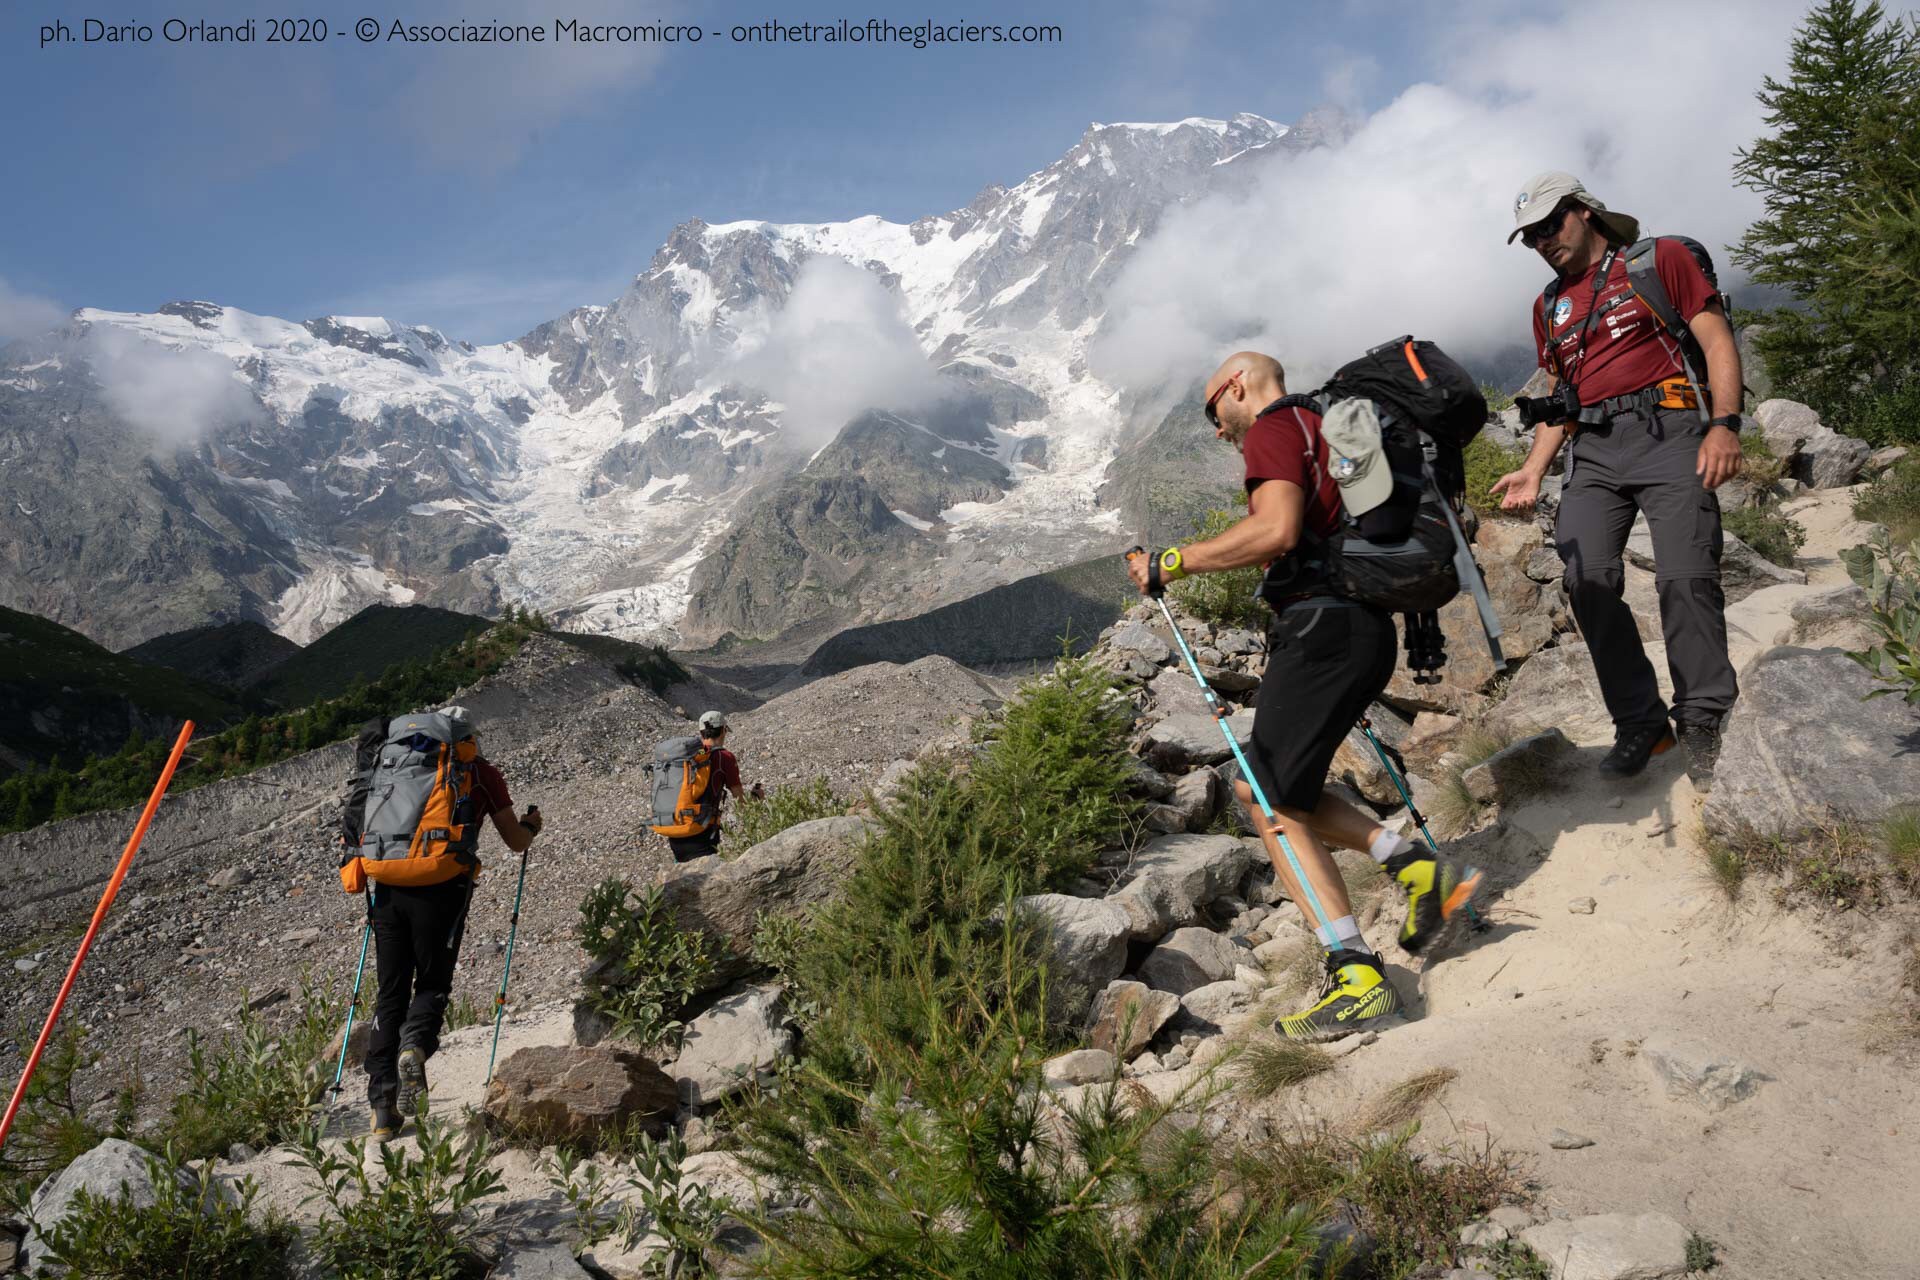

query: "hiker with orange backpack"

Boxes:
[338, 705, 542, 1138]
[650, 710, 762, 862]
[1490, 172, 1745, 790]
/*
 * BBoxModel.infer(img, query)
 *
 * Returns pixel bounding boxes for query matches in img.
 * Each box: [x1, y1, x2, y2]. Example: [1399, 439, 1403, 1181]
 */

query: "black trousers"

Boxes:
[365, 877, 471, 1107]
[668, 826, 721, 862]
[1554, 405, 1738, 732]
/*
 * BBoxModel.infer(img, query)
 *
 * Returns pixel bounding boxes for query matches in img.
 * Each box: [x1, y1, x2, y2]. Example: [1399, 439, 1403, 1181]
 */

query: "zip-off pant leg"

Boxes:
[1555, 425, 1670, 731]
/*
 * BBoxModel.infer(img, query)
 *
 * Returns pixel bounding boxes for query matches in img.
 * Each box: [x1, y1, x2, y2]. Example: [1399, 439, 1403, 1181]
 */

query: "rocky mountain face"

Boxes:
[0, 113, 1348, 653]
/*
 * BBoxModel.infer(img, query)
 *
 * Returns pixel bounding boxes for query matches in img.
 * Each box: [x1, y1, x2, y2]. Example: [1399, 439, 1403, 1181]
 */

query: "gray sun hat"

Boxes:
[437, 704, 476, 741]
[698, 710, 728, 734]
[1508, 171, 1640, 245]
[1319, 399, 1394, 518]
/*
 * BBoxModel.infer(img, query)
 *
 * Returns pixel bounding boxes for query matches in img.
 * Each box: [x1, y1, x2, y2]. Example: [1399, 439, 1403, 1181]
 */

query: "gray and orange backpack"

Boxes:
[646, 735, 719, 839]
[338, 709, 484, 892]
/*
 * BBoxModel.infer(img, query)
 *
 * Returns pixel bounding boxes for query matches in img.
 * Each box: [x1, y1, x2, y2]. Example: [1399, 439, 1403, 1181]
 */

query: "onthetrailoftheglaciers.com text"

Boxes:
[37, 17, 1064, 49]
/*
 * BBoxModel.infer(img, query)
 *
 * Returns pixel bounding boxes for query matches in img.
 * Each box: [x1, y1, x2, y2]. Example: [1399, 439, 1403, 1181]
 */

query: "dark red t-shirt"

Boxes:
[471, 759, 512, 819]
[1241, 402, 1342, 544]
[708, 748, 741, 811]
[1533, 238, 1717, 403]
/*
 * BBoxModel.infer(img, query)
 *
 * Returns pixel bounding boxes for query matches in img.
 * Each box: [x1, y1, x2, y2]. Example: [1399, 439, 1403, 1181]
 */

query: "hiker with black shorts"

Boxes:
[339, 705, 543, 1138]
[1490, 172, 1744, 789]
[1128, 352, 1483, 1042]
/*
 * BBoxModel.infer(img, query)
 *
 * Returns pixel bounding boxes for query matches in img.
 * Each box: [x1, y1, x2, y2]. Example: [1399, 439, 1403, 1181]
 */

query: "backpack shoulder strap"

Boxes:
[1537, 277, 1566, 378]
[1622, 236, 1687, 342]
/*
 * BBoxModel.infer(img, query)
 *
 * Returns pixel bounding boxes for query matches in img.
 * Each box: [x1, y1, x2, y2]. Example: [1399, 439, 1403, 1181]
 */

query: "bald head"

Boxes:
[1203, 351, 1286, 447]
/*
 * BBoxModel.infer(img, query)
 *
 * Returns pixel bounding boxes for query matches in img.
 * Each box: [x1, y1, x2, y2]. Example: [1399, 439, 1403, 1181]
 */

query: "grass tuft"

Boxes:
[1855, 458, 1920, 547]
[1352, 1067, 1458, 1135]
[1883, 809, 1920, 889]
[1232, 1035, 1334, 1095]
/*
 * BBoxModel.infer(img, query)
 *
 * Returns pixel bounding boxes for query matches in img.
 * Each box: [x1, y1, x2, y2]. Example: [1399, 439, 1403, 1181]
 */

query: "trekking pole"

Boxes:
[1357, 717, 1490, 933]
[484, 813, 536, 1085]
[328, 886, 374, 1098]
[1123, 549, 1336, 933]
[0, 722, 193, 1154]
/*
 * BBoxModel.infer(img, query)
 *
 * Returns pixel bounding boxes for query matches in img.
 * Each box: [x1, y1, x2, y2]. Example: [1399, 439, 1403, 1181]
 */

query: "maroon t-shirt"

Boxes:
[1533, 238, 1717, 403]
[708, 748, 741, 812]
[471, 759, 512, 819]
[1241, 401, 1342, 547]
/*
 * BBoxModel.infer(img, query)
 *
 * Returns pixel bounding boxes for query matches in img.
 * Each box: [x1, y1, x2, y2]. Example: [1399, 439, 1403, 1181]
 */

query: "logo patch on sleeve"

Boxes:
[1552, 297, 1574, 329]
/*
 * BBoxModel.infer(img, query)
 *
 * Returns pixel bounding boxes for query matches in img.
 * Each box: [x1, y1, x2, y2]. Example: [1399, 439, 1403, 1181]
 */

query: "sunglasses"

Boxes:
[1204, 370, 1244, 427]
[1519, 204, 1573, 248]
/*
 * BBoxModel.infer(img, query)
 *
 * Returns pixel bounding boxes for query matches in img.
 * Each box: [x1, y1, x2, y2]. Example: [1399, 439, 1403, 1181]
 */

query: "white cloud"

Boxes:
[84, 327, 262, 447]
[0, 278, 67, 345]
[725, 256, 945, 449]
[1092, 0, 1804, 395]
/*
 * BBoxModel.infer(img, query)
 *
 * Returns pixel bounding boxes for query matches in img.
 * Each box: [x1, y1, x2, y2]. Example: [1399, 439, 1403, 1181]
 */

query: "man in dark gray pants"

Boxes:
[1490, 172, 1746, 789]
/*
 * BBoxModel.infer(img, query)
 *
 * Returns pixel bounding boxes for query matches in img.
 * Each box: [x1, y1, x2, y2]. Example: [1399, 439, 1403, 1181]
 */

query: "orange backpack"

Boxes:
[647, 735, 719, 839]
[339, 711, 484, 892]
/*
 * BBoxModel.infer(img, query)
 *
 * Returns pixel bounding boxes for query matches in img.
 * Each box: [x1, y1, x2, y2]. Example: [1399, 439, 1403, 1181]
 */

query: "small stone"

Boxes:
[1488, 1206, 1535, 1234]
[1459, 1219, 1509, 1248]
[1161, 1045, 1191, 1070]
[1519, 1212, 1691, 1280]
[226, 1143, 256, 1163]
[13, 958, 36, 973]
[1641, 1038, 1769, 1111]
[207, 867, 253, 889]
[1605, 796, 1623, 810]
[1043, 1049, 1116, 1088]
[1130, 1051, 1164, 1074]
[1567, 897, 1597, 915]
[1548, 1128, 1596, 1150]
[276, 927, 321, 946]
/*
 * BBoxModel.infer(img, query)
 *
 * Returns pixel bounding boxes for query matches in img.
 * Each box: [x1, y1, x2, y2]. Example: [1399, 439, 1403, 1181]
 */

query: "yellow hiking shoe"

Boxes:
[1385, 851, 1483, 955]
[397, 1047, 429, 1117]
[1275, 949, 1403, 1042]
[369, 1103, 400, 1141]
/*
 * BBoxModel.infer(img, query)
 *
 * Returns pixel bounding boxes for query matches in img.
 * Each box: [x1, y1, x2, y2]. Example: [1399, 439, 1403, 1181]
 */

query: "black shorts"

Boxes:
[668, 826, 721, 862]
[1248, 602, 1397, 812]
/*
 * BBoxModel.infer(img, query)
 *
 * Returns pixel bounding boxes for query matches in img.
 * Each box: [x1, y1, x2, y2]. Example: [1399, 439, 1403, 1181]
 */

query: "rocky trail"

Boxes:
[5, 407, 1919, 1279]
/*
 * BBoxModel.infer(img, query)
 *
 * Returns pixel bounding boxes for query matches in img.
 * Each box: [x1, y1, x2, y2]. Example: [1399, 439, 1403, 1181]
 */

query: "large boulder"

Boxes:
[1487, 641, 1614, 745]
[1087, 979, 1180, 1060]
[1460, 727, 1572, 805]
[1137, 927, 1245, 996]
[1702, 647, 1920, 840]
[1166, 769, 1223, 831]
[1106, 621, 1172, 666]
[485, 1045, 678, 1144]
[25, 1139, 189, 1268]
[1106, 833, 1259, 941]
[1754, 398, 1873, 489]
[672, 984, 794, 1107]
[1139, 712, 1255, 769]
[1019, 894, 1131, 1011]
[663, 816, 875, 986]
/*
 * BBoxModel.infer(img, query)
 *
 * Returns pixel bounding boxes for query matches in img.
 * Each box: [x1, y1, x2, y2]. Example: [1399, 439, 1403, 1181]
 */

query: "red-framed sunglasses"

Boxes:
[1204, 370, 1243, 427]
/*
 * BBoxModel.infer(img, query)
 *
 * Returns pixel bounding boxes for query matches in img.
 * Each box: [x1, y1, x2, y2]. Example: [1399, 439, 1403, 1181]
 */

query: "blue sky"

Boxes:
[2, 0, 1454, 343]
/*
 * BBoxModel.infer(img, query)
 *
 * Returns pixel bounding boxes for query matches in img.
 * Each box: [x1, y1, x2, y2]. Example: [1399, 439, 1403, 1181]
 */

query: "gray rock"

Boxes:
[1146, 669, 1212, 718]
[1488, 642, 1612, 744]
[1489, 1205, 1536, 1234]
[672, 984, 794, 1107]
[13, 957, 36, 973]
[1548, 1128, 1595, 1149]
[1702, 647, 1920, 841]
[1106, 834, 1259, 941]
[663, 815, 875, 988]
[868, 759, 916, 808]
[1199, 663, 1260, 694]
[207, 866, 253, 889]
[1087, 979, 1180, 1060]
[493, 1245, 595, 1279]
[1043, 1048, 1116, 1088]
[1142, 803, 1190, 834]
[1460, 727, 1571, 805]
[1753, 398, 1823, 459]
[1019, 894, 1131, 1010]
[1111, 654, 1159, 683]
[1108, 621, 1172, 665]
[1460, 1219, 1509, 1247]
[484, 1045, 678, 1143]
[1788, 583, 1872, 648]
[277, 927, 321, 946]
[1167, 769, 1221, 832]
[1518, 1212, 1690, 1280]
[1215, 627, 1264, 656]
[1753, 398, 1873, 489]
[1139, 711, 1256, 769]
[1174, 979, 1249, 1032]
[1640, 1038, 1769, 1112]
[1125, 757, 1176, 801]
[1138, 927, 1244, 996]
[1869, 445, 1909, 474]
[25, 1138, 188, 1267]
[1567, 897, 1597, 915]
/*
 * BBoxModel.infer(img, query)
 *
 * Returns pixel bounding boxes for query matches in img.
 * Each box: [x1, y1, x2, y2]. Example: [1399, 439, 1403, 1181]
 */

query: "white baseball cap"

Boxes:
[1320, 399, 1394, 517]
[698, 710, 728, 734]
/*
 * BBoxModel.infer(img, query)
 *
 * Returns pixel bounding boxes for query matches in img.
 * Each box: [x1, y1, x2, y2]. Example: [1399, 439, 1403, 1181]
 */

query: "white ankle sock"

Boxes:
[1369, 828, 1414, 864]
[1316, 915, 1372, 956]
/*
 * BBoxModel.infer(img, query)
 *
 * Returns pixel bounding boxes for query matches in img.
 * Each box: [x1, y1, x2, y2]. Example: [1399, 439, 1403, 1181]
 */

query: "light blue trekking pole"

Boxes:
[329, 887, 374, 1097]
[1357, 716, 1489, 932]
[485, 823, 536, 1086]
[1125, 549, 1336, 933]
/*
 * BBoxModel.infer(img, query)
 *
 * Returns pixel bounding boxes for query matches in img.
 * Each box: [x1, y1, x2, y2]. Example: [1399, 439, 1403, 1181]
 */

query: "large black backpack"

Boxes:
[1259, 337, 1507, 679]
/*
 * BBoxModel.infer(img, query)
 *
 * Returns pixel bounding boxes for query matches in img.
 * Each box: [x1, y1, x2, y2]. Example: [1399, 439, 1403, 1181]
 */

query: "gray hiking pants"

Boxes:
[1554, 403, 1738, 732]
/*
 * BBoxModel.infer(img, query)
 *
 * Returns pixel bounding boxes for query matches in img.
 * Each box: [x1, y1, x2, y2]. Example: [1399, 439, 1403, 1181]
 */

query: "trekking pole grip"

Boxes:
[1122, 545, 1164, 598]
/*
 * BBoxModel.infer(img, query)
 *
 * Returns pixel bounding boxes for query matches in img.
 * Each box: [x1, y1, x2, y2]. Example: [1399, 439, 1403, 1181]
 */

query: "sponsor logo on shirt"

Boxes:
[1552, 297, 1573, 329]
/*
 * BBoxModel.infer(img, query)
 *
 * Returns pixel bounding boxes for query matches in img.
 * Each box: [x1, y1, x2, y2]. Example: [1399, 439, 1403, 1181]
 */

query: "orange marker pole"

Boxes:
[0, 721, 194, 1153]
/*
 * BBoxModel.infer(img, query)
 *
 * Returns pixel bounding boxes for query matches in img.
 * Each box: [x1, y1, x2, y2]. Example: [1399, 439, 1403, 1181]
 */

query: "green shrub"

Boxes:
[162, 980, 335, 1161]
[1828, 374, 1920, 449]
[727, 778, 844, 856]
[1854, 459, 1920, 547]
[1169, 507, 1267, 628]
[1480, 383, 1516, 413]
[294, 1117, 503, 1280]
[1463, 433, 1527, 519]
[1724, 502, 1808, 567]
[0, 1026, 136, 1214]
[32, 1144, 294, 1279]
[577, 878, 719, 1050]
[1842, 528, 1920, 703]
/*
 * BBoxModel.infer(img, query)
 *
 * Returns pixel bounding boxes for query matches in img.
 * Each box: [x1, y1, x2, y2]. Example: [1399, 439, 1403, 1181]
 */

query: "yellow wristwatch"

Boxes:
[1157, 547, 1188, 583]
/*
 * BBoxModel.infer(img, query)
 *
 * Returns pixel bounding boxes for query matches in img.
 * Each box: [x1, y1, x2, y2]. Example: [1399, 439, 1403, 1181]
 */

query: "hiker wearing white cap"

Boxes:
[1489, 172, 1745, 790]
[1128, 351, 1483, 1041]
[657, 710, 762, 862]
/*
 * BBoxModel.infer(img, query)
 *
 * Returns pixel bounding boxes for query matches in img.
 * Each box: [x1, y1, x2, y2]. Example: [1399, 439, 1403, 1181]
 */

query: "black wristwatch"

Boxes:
[1707, 413, 1742, 432]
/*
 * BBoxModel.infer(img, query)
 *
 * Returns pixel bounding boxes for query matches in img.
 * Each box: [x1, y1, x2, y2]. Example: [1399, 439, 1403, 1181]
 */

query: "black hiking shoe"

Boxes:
[1274, 949, 1403, 1042]
[1678, 721, 1723, 793]
[397, 1047, 429, 1118]
[369, 1102, 401, 1141]
[1598, 723, 1676, 780]
[1383, 851, 1484, 955]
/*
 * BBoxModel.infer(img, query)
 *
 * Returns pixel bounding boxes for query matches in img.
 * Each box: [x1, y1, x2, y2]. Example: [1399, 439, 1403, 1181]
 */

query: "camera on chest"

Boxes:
[1513, 382, 1583, 429]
